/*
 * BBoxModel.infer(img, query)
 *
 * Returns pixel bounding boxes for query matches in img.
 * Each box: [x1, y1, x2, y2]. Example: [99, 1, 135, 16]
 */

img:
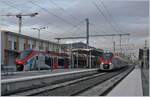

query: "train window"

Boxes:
[112, 58, 118, 64]
[103, 53, 113, 60]
[18, 49, 32, 59]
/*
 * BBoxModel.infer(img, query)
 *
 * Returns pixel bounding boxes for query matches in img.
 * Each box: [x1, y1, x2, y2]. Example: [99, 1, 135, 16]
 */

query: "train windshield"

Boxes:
[103, 53, 113, 60]
[18, 49, 32, 60]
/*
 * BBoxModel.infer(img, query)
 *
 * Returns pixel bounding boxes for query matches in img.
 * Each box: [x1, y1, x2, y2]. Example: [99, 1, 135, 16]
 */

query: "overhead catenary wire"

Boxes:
[1, 0, 60, 29]
[29, 0, 86, 39]
[0, 0, 86, 41]
[0, 1, 23, 25]
[89, 23, 106, 39]
[89, 23, 108, 35]
[35, 0, 83, 37]
[92, 1, 120, 34]
[29, 1, 75, 27]
[99, 0, 124, 34]
[59, 20, 85, 38]
[0, 1, 24, 12]
[48, 0, 80, 22]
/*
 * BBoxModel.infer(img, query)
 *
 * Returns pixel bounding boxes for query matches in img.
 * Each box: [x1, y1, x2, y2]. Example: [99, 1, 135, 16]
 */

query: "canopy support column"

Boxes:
[89, 51, 91, 68]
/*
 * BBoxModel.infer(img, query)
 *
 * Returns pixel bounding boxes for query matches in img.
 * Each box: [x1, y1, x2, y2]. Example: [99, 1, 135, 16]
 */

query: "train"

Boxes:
[15, 49, 102, 71]
[99, 51, 128, 70]
[15, 49, 69, 71]
[15, 49, 129, 71]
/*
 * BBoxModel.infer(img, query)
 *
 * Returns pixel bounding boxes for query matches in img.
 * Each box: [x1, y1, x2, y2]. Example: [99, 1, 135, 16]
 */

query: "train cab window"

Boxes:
[103, 53, 113, 60]
[18, 49, 32, 60]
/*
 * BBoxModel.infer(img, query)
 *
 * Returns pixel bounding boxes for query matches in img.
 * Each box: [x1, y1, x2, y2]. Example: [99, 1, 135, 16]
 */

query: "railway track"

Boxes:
[9, 65, 134, 96]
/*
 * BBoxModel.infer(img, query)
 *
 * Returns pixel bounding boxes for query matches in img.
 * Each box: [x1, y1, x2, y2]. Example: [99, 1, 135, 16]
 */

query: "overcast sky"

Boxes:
[0, 0, 149, 56]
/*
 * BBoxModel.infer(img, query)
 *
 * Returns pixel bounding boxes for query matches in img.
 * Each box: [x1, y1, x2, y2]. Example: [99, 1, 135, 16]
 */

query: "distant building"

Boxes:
[1, 30, 61, 66]
[61, 42, 96, 50]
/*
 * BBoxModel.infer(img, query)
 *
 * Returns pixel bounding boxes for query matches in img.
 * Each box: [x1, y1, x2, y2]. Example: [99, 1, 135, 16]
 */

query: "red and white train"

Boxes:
[15, 49, 69, 71]
[99, 52, 128, 70]
[15, 49, 129, 71]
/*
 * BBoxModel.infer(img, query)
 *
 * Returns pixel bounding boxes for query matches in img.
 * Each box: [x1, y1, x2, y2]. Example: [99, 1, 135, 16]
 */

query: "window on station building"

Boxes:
[14, 42, 17, 50]
[24, 43, 26, 50]
[32, 45, 35, 49]
[40, 42, 43, 50]
[28, 44, 31, 49]
[46, 46, 49, 51]
[8, 41, 12, 49]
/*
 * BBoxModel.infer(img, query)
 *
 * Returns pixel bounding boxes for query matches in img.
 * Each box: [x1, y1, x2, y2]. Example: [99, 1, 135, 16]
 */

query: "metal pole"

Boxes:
[85, 18, 89, 49]
[72, 53, 74, 68]
[89, 51, 91, 68]
[113, 41, 115, 53]
[85, 18, 89, 68]
[57, 39, 61, 53]
[38, 29, 40, 71]
[86, 54, 88, 68]
[18, 16, 22, 34]
[16, 15, 22, 51]
[144, 40, 147, 68]
[77, 51, 78, 68]
[119, 34, 122, 53]
[57, 39, 60, 44]
[38, 29, 40, 39]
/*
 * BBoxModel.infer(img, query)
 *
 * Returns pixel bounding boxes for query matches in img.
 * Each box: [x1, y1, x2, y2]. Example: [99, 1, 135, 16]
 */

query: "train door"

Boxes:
[45, 55, 53, 69]
[23, 56, 36, 71]
[53, 56, 58, 69]
[58, 57, 64, 68]
[64, 58, 69, 68]
[37, 53, 50, 70]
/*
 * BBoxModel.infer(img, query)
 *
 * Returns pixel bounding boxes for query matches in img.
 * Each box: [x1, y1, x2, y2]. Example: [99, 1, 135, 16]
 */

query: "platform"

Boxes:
[1, 68, 99, 96]
[1, 68, 91, 80]
[141, 67, 149, 96]
[107, 65, 143, 96]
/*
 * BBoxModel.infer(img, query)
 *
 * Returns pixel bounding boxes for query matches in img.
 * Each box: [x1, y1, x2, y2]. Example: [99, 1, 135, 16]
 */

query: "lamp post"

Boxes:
[31, 27, 46, 71]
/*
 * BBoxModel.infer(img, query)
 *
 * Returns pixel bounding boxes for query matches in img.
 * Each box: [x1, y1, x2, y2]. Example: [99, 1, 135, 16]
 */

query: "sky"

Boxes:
[0, 0, 149, 57]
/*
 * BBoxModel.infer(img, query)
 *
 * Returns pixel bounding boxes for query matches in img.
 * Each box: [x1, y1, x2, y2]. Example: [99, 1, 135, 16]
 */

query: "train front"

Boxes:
[100, 52, 114, 70]
[15, 49, 33, 71]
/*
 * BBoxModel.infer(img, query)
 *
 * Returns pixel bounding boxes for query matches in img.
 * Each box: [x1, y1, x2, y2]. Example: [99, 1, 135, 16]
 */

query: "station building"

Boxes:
[62, 42, 96, 50]
[1, 30, 61, 67]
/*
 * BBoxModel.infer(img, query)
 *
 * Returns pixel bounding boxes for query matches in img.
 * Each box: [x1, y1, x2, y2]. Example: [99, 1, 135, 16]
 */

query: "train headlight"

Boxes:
[109, 62, 112, 65]
[101, 62, 104, 65]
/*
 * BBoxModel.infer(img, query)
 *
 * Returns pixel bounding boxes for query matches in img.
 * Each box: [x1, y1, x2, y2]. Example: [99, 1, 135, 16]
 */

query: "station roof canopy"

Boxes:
[71, 48, 103, 56]
[47, 51, 69, 57]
